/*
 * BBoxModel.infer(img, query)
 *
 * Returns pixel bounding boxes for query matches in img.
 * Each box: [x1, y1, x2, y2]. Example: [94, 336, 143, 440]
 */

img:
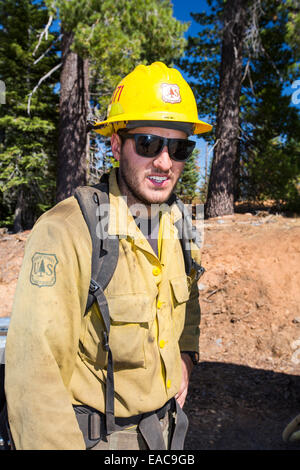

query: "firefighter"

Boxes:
[5, 62, 212, 450]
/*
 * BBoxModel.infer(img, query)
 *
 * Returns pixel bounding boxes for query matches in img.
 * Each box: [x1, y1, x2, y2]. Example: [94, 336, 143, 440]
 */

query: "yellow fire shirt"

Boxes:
[5, 169, 201, 449]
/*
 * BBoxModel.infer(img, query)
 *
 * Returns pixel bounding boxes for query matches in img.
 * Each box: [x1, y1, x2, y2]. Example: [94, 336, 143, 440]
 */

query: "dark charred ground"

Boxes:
[184, 361, 300, 450]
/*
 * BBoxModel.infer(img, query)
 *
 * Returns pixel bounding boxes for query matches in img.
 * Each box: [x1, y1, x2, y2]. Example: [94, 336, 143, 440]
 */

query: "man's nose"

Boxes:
[152, 146, 172, 171]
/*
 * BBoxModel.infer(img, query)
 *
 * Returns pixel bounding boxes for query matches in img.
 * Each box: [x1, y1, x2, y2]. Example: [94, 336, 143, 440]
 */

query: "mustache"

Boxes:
[146, 170, 171, 177]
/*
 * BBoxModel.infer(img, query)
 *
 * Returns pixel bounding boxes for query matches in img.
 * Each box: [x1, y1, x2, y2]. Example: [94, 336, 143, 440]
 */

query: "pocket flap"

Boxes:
[170, 276, 190, 304]
[107, 293, 153, 323]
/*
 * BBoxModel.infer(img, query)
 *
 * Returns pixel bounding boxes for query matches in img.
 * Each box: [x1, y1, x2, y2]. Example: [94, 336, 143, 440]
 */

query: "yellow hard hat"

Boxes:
[93, 62, 212, 136]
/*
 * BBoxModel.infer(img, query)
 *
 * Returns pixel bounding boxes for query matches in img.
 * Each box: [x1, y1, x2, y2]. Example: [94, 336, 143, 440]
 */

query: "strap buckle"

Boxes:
[88, 413, 102, 441]
[102, 331, 109, 351]
[89, 279, 100, 294]
[192, 260, 205, 281]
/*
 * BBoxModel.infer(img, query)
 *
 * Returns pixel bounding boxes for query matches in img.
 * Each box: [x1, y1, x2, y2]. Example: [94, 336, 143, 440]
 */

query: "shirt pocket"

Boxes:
[169, 276, 190, 339]
[109, 293, 154, 371]
[79, 304, 108, 368]
[170, 276, 190, 307]
[79, 293, 154, 371]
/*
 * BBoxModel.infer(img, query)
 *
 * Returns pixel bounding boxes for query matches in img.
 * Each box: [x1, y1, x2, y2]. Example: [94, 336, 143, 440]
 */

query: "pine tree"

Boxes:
[179, 0, 300, 214]
[0, 0, 59, 231]
[44, 0, 188, 201]
[204, 0, 250, 218]
[240, 6, 300, 209]
[39, 259, 45, 275]
[176, 149, 200, 204]
[285, 0, 300, 57]
[56, 30, 89, 202]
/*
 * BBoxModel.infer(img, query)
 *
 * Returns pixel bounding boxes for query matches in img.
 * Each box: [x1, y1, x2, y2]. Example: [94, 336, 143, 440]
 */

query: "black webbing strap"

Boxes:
[75, 398, 189, 450]
[74, 406, 105, 449]
[138, 412, 167, 450]
[138, 398, 189, 450]
[74, 175, 119, 436]
[89, 282, 115, 435]
[173, 197, 204, 280]
[0, 403, 14, 450]
[170, 399, 189, 450]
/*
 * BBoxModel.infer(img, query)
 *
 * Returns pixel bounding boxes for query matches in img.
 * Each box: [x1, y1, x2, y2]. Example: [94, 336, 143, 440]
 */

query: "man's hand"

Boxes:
[175, 353, 194, 408]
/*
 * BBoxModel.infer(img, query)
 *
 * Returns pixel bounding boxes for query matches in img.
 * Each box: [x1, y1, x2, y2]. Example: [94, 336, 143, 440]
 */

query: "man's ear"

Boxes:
[111, 133, 122, 161]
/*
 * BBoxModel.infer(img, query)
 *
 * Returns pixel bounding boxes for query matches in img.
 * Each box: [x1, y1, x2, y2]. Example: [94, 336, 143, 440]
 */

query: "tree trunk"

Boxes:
[205, 0, 249, 218]
[13, 186, 25, 233]
[56, 31, 89, 202]
[233, 135, 241, 201]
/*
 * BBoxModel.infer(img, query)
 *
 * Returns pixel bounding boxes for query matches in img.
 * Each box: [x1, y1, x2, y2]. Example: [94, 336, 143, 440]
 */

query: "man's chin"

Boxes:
[141, 188, 173, 205]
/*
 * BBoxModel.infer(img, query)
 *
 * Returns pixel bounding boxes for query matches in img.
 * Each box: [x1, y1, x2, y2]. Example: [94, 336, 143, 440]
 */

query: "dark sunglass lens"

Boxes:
[135, 135, 163, 157]
[169, 140, 196, 161]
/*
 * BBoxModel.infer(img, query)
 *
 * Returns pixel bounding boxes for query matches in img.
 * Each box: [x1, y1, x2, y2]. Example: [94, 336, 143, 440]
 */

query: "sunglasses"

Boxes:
[119, 133, 196, 162]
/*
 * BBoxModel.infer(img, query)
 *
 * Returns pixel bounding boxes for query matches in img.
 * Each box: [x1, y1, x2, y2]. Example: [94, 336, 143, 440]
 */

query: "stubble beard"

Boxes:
[117, 154, 179, 208]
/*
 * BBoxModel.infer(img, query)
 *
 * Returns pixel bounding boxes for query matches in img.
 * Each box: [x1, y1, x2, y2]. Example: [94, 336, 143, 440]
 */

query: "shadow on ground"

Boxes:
[184, 361, 300, 450]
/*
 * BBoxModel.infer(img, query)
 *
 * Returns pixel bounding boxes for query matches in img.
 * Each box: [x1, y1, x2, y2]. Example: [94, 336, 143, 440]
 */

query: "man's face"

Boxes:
[111, 126, 186, 207]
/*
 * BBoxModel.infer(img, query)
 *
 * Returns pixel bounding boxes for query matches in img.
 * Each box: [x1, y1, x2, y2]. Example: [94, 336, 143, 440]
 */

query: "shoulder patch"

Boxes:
[30, 252, 58, 287]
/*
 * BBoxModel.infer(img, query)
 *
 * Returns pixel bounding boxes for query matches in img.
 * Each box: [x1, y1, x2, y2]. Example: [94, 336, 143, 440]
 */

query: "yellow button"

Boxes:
[157, 300, 162, 309]
[152, 267, 161, 276]
[166, 380, 171, 389]
[159, 339, 165, 349]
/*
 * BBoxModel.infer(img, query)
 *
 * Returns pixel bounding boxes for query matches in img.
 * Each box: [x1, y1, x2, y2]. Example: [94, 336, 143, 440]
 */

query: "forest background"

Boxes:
[0, 0, 299, 232]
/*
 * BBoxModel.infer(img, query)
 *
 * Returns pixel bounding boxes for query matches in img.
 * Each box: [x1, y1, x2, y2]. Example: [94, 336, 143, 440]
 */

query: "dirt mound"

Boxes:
[0, 230, 30, 318]
[1, 213, 300, 450]
[199, 213, 300, 374]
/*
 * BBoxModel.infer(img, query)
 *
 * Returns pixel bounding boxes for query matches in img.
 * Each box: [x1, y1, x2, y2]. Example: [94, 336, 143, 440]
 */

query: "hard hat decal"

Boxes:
[161, 84, 181, 104]
[111, 85, 124, 103]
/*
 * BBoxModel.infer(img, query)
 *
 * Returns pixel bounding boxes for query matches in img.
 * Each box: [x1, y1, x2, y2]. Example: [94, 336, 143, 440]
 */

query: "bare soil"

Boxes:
[1, 209, 300, 450]
[185, 210, 300, 450]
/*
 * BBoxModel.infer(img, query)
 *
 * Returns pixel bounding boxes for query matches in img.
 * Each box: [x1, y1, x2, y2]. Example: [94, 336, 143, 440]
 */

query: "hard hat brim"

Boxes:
[93, 113, 212, 137]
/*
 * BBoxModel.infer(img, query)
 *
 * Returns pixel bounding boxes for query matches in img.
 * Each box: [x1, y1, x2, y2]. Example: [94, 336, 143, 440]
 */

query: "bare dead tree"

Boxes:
[205, 0, 251, 218]
[56, 31, 89, 202]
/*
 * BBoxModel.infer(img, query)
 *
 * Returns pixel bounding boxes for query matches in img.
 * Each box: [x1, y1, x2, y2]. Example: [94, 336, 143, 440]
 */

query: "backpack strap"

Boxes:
[173, 196, 205, 280]
[74, 173, 119, 435]
[74, 173, 119, 313]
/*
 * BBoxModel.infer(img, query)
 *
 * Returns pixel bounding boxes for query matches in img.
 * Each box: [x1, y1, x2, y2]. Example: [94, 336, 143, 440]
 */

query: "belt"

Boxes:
[74, 398, 188, 450]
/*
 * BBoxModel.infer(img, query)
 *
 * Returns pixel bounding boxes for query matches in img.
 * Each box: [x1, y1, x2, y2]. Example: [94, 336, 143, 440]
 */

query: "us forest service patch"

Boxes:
[30, 252, 58, 287]
[161, 83, 181, 103]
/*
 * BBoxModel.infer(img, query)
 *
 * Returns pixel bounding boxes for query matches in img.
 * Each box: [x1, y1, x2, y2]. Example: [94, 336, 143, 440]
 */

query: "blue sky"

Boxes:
[172, 0, 210, 38]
